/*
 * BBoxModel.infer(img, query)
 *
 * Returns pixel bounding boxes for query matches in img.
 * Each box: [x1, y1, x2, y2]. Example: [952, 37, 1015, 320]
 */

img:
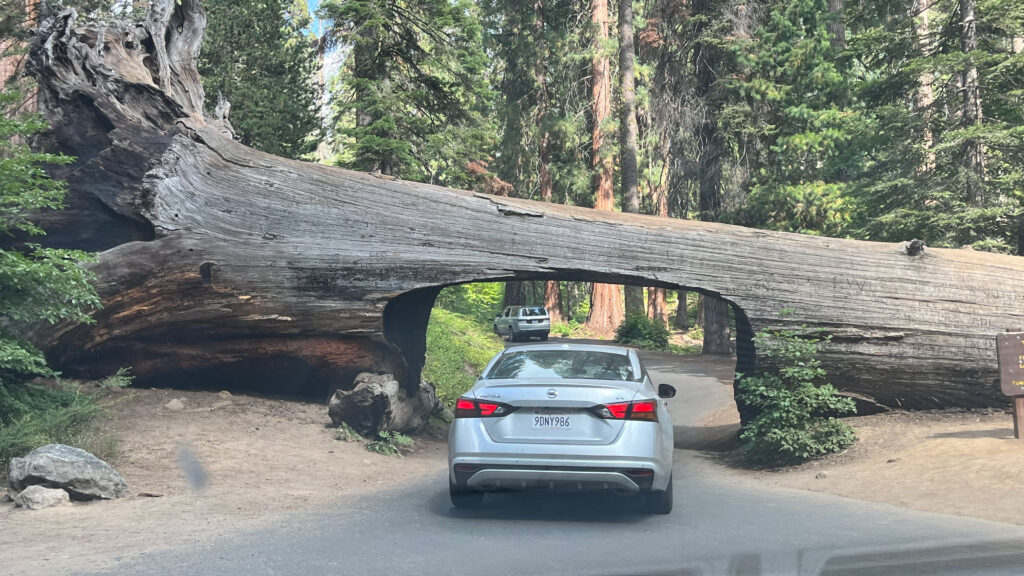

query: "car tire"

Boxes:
[450, 482, 485, 510]
[644, 475, 673, 515]
[508, 329, 518, 342]
[540, 333, 549, 341]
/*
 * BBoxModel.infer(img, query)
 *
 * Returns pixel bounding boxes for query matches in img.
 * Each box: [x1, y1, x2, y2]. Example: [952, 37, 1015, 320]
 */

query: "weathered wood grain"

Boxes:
[24, 2, 1024, 413]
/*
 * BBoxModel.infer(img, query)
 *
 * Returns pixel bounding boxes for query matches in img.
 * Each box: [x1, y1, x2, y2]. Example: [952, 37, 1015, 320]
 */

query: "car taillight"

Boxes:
[590, 399, 659, 422]
[454, 398, 517, 418]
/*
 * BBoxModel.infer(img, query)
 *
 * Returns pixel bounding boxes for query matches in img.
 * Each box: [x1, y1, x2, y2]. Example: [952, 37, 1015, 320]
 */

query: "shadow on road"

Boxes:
[675, 423, 741, 451]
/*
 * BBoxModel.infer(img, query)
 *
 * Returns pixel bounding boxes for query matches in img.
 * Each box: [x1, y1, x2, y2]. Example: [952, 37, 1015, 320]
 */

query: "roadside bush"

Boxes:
[434, 283, 504, 323]
[423, 308, 504, 407]
[0, 382, 116, 477]
[365, 431, 415, 456]
[614, 313, 670, 350]
[551, 319, 588, 338]
[99, 367, 134, 390]
[333, 421, 361, 442]
[0, 90, 109, 477]
[736, 328, 856, 466]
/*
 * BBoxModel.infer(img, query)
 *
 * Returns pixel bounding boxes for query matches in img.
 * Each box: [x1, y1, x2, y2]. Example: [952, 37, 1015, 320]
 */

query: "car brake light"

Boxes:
[590, 399, 659, 422]
[454, 398, 517, 418]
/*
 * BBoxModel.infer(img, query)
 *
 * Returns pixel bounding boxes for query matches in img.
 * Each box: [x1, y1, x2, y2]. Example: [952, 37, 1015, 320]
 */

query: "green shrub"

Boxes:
[423, 308, 504, 407]
[365, 431, 415, 456]
[736, 327, 856, 466]
[434, 283, 504, 323]
[0, 382, 109, 477]
[99, 367, 134, 390]
[668, 342, 702, 356]
[614, 313, 671, 350]
[333, 421, 362, 442]
[0, 91, 110, 477]
[551, 321, 572, 337]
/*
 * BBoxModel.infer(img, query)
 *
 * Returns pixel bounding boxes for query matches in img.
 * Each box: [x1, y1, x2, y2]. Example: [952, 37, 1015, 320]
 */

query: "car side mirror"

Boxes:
[658, 384, 676, 399]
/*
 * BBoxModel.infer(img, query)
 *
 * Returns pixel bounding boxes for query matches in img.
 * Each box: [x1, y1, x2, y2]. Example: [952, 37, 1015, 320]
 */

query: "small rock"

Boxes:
[13, 486, 70, 510]
[166, 399, 185, 411]
[218, 390, 232, 399]
[815, 471, 828, 480]
[137, 492, 164, 498]
[886, 458, 900, 464]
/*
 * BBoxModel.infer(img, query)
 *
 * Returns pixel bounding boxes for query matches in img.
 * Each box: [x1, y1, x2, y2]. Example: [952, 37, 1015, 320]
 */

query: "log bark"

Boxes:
[23, 3, 1024, 415]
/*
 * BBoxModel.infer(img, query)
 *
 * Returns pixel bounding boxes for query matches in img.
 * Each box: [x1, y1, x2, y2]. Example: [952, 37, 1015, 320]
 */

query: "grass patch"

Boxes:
[333, 421, 362, 442]
[550, 319, 597, 339]
[365, 431, 415, 456]
[99, 367, 134, 390]
[0, 381, 120, 479]
[668, 342, 703, 356]
[424, 308, 504, 408]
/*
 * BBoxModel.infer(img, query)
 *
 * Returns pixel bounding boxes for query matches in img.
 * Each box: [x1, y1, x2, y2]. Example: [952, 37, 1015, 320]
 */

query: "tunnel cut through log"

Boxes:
[18, 1, 1024, 425]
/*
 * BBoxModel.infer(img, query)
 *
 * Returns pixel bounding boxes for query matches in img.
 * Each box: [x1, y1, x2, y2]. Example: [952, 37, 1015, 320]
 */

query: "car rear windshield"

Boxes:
[520, 307, 547, 317]
[485, 350, 637, 381]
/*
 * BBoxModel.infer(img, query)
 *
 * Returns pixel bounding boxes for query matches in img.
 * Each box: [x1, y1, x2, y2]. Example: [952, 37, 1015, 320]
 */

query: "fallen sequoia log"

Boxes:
[20, 2, 1024, 429]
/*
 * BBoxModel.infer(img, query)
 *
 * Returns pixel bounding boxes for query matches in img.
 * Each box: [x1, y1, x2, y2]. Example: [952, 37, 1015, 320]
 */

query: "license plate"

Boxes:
[532, 412, 572, 430]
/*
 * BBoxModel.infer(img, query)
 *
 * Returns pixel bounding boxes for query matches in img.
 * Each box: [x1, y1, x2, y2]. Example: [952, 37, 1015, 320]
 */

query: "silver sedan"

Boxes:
[448, 343, 676, 514]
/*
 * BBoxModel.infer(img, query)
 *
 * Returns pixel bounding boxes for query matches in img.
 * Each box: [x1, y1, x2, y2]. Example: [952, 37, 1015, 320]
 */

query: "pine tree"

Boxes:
[0, 90, 99, 387]
[198, 0, 321, 159]
[845, 0, 1024, 252]
[323, 0, 495, 187]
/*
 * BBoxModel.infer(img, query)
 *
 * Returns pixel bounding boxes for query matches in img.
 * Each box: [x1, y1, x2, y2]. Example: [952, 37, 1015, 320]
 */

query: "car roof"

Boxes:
[500, 342, 632, 355]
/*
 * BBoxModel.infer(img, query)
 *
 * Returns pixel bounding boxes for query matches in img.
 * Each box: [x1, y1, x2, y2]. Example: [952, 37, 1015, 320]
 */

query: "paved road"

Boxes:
[82, 347, 1024, 576]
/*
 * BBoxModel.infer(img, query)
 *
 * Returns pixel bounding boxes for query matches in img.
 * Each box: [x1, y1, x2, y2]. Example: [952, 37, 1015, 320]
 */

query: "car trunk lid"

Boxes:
[474, 380, 640, 445]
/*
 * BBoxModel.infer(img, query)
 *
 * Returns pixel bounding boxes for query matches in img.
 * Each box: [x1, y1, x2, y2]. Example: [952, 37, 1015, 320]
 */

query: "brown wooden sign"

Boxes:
[996, 333, 1024, 396]
[996, 333, 1024, 439]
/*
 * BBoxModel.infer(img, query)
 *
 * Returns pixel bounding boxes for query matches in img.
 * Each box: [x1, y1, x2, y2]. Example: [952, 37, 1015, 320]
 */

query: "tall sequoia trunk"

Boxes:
[619, 0, 643, 317]
[534, 0, 564, 322]
[674, 291, 689, 330]
[912, 0, 935, 172]
[543, 281, 564, 322]
[586, 0, 624, 335]
[702, 295, 731, 355]
[24, 2, 1024, 431]
[960, 0, 985, 204]
[826, 0, 846, 50]
[647, 140, 671, 325]
[693, 0, 730, 354]
[648, 289, 668, 325]
[503, 281, 527, 307]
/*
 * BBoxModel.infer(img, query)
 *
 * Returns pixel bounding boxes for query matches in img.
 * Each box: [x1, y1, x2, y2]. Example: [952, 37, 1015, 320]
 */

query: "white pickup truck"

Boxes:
[493, 306, 551, 341]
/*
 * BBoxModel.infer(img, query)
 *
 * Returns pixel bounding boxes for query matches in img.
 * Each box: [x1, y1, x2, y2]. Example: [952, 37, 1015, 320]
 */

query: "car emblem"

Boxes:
[546, 388, 558, 399]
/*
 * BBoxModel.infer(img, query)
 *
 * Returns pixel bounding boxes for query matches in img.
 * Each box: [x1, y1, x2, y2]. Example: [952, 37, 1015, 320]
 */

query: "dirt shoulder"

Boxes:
[6, 366, 1024, 576]
[0, 388, 447, 576]
[716, 408, 1024, 526]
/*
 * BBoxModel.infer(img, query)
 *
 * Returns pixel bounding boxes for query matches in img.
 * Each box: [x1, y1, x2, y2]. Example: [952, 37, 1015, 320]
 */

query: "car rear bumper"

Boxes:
[514, 323, 550, 333]
[449, 420, 671, 493]
[453, 464, 655, 493]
